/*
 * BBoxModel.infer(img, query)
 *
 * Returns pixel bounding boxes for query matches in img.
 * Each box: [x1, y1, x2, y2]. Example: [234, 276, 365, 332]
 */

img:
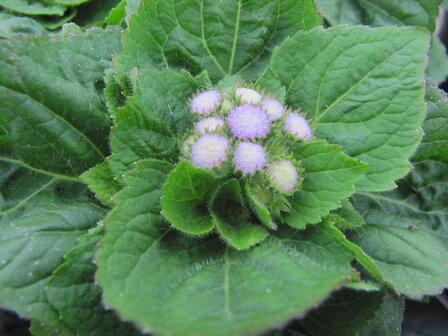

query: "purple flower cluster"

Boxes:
[185, 86, 312, 192]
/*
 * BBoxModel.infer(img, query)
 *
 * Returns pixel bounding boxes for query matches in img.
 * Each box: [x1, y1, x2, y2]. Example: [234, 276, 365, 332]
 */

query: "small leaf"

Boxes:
[244, 181, 277, 230]
[0, 13, 47, 38]
[427, 35, 448, 84]
[413, 81, 448, 163]
[161, 160, 217, 235]
[285, 141, 367, 229]
[270, 26, 429, 192]
[254, 66, 286, 100]
[210, 179, 268, 250]
[315, 0, 362, 25]
[326, 199, 364, 229]
[81, 162, 122, 207]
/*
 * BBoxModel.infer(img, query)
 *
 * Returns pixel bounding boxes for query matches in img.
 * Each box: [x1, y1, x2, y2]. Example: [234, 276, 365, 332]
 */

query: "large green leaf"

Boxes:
[314, 0, 362, 25]
[115, 0, 321, 81]
[98, 160, 354, 336]
[413, 81, 448, 163]
[349, 163, 448, 297]
[108, 69, 204, 178]
[161, 160, 217, 235]
[356, 0, 441, 32]
[285, 141, 367, 229]
[270, 26, 429, 192]
[46, 227, 141, 336]
[0, 164, 106, 331]
[0, 26, 122, 177]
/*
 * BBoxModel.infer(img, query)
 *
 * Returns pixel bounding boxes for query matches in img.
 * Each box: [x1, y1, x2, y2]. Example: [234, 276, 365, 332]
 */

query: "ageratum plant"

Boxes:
[0, 1, 448, 336]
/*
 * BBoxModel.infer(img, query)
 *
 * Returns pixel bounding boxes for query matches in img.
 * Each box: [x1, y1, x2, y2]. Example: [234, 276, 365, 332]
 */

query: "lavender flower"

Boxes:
[195, 117, 225, 134]
[233, 142, 266, 174]
[190, 90, 222, 115]
[284, 113, 312, 140]
[235, 87, 262, 105]
[266, 159, 299, 192]
[262, 98, 284, 121]
[190, 134, 228, 168]
[227, 104, 270, 139]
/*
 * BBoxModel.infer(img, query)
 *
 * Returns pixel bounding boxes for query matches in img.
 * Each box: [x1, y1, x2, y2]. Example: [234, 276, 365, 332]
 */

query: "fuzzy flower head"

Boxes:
[262, 98, 284, 121]
[233, 142, 266, 174]
[195, 117, 225, 134]
[266, 159, 299, 192]
[190, 90, 222, 115]
[284, 113, 313, 140]
[235, 87, 262, 105]
[227, 104, 270, 140]
[190, 134, 228, 168]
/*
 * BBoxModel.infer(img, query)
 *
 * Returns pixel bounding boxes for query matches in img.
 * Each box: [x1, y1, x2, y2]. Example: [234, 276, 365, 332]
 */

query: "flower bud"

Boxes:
[195, 117, 225, 134]
[261, 98, 284, 121]
[284, 113, 312, 140]
[227, 104, 270, 140]
[190, 134, 228, 168]
[233, 142, 266, 174]
[266, 159, 299, 192]
[190, 90, 222, 115]
[235, 87, 262, 105]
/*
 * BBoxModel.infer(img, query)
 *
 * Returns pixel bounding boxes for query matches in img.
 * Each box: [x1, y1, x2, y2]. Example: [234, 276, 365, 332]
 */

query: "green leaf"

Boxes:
[73, 0, 122, 27]
[254, 65, 286, 101]
[297, 288, 383, 336]
[314, 0, 362, 25]
[46, 226, 141, 336]
[81, 162, 122, 207]
[359, 291, 405, 336]
[0, 26, 122, 177]
[98, 174, 354, 336]
[108, 69, 203, 177]
[270, 26, 429, 192]
[356, 0, 441, 31]
[413, 81, 448, 163]
[104, 0, 127, 25]
[285, 141, 367, 229]
[161, 160, 217, 235]
[210, 179, 268, 250]
[35, 7, 77, 30]
[244, 181, 277, 230]
[0, 0, 66, 16]
[0, 164, 106, 331]
[0, 13, 47, 38]
[115, 0, 321, 81]
[349, 186, 448, 297]
[427, 35, 448, 84]
[326, 199, 364, 229]
[322, 222, 386, 285]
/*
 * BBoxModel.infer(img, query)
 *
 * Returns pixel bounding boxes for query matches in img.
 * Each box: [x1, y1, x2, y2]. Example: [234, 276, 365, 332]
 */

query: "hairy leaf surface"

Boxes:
[285, 141, 367, 229]
[98, 160, 354, 336]
[0, 26, 122, 177]
[0, 163, 105, 330]
[271, 26, 429, 192]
